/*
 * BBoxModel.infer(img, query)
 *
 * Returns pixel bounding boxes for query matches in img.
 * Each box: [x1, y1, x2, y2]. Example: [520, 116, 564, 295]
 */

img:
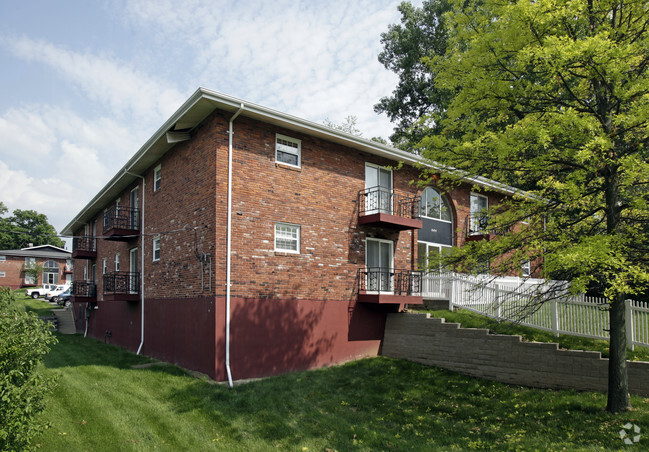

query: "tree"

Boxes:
[323, 115, 388, 144]
[323, 115, 363, 136]
[22, 262, 43, 286]
[375, 0, 453, 148]
[0, 204, 64, 250]
[421, 0, 649, 413]
[0, 287, 57, 450]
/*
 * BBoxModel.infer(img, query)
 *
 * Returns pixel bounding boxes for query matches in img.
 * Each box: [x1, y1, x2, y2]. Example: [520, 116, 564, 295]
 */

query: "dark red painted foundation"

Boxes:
[73, 296, 387, 381]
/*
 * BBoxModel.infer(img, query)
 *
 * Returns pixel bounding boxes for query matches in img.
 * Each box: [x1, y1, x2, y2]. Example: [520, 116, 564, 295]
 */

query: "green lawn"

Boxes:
[12, 289, 57, 316]
[423, 308, 649, 362]
[35, 333, 649, 451]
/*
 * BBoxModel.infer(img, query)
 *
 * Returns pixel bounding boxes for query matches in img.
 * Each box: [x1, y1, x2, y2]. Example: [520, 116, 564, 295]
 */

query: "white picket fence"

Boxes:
[421, 272, 649, 350]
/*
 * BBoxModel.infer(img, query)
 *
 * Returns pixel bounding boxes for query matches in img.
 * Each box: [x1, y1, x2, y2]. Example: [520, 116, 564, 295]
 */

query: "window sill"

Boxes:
[275, 162, 302, 172]
[274, 251, 300, 256]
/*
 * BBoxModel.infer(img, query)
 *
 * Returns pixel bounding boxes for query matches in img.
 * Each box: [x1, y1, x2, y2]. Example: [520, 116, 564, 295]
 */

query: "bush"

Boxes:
[0, 287, 57, 451]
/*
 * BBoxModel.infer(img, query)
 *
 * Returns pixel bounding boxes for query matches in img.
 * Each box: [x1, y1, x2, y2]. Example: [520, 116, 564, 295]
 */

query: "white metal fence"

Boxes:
[421, 272, 649, 350]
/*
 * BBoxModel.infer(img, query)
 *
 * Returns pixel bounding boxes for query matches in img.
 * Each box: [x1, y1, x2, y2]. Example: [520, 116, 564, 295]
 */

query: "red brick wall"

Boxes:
[69, 105, 526, 381]
[224, 115, 420, 300]
[0, 255, 69, 290]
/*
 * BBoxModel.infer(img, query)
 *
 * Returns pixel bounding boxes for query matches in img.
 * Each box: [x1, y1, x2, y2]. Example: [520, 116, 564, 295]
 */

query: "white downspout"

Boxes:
[126, 170, 146, 355]
[226, 104, 244, 388]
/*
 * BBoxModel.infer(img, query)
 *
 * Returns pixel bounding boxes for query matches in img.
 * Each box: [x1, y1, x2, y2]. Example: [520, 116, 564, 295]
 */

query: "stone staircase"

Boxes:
[51, 308, 76, 334]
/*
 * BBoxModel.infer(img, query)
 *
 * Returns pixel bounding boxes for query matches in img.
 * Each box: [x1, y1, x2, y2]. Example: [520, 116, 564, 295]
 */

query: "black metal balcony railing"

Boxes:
[103, 272, 139, 295]
[72, 281, 97, 298]
[358, 268, 422, 296]
[103, 206, 140, 233]
[465, 214, 513, 237]
[358, 187, 420, 220]
[73, 236, 96, 253]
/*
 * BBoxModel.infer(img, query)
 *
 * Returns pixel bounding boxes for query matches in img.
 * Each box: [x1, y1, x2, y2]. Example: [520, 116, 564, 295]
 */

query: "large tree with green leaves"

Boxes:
[420, 0, 649, 413]
[0, 202, 64, 250]
[375, 0, 453, 148]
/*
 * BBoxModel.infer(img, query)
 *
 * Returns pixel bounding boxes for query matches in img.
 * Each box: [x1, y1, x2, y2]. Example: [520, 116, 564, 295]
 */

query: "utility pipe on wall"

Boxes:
[125, 170, 146, 355]
[226, 104, 244, 388]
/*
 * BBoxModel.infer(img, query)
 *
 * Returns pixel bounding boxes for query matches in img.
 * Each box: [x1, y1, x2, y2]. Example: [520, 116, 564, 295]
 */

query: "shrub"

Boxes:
[0, 287, 57, 451]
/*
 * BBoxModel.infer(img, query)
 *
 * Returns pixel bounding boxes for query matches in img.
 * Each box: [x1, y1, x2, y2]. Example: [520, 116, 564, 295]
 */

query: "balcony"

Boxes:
[357, 268, 423, 305]
[71, 236, 97, 259]
[103, 272, 140, 301]
[71, 281, 97, 302]
[358, 187, 422, 230]
[465, 213, 490, 242]
[103, 206, 139, 241]
[465, 214, 512, 242]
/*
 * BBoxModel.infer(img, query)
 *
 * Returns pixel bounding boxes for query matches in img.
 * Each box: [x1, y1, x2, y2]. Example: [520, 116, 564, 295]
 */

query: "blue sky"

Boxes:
[0, 0, 417, 246]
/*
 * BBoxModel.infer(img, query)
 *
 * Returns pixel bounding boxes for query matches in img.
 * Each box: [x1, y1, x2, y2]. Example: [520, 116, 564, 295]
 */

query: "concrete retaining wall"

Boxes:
[382, 313, 649, 396]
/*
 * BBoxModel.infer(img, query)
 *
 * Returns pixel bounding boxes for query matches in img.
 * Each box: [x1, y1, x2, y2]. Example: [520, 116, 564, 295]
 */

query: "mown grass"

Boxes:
[36, 333, 649, 451]
[12, 289, 57, 316]
[422, 308, 649, 362]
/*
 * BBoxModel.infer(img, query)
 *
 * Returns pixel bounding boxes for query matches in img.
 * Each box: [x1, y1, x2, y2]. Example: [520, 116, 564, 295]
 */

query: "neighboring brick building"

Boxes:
[62, 88, 521, 382]
[0, 245, 72, 290]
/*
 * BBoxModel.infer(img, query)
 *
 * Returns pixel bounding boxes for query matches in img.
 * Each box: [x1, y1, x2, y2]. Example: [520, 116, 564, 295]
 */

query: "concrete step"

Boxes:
[52, 308, 76, 334]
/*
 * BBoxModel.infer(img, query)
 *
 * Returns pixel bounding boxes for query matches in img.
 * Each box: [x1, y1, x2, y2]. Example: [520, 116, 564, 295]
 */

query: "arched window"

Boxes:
[42, 260, 59, 284]
[420, 187, 452, 221]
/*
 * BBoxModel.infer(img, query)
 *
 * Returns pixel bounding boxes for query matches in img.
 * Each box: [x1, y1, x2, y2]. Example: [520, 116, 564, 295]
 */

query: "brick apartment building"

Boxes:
[0, 245, 72, 290]
[62, 88, 522, 382]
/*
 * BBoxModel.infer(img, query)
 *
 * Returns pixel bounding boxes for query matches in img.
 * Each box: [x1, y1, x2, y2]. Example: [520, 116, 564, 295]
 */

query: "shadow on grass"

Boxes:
[43, 333, 153, 369]
[162, 357, 626, 451]
[40, 331, 649, 450]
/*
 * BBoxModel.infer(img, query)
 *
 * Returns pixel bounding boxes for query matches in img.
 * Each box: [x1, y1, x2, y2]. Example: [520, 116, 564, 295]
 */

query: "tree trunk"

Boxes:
[606, 293, 631, 413]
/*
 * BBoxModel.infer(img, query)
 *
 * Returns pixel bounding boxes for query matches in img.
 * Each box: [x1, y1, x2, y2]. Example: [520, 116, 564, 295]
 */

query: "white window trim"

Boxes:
[470, 192, 489, 210]
[365, 238, 395, 294]
[274, 222, 300, 253]
[420, 187, 453, 223]
[154, 164, 162, 191]
[153, 236, 161, 262]
[103, 258, 107, 275]
[417, 240, 452, 271]
[0, 256, 5, 262]
[275, 134, 301, 168]
[0, 271, 5, 277]
[469, 192, 490, 235]
[522, 260, 531, 277]
[365, 237, 394, 269]
[115, 253, 120, 272]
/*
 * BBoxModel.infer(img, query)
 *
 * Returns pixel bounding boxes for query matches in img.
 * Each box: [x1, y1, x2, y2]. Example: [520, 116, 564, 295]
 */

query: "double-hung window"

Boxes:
[115, 253, 120, 272]
[24, 257, 37, 284]
[153, 236, 161, 261]
[275, 223, 300, 253]
[154, 164, 162, 191]
[275, 134, 301, 168]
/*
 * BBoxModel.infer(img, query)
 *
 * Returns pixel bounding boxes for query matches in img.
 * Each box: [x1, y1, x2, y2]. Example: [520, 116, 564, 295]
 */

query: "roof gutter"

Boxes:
[225, 103, 244, 388]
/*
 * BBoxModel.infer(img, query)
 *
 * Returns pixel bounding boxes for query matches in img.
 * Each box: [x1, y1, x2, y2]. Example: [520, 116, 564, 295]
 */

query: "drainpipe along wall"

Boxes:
[125, 170, 146, 355]
[226, 104, 244, 388]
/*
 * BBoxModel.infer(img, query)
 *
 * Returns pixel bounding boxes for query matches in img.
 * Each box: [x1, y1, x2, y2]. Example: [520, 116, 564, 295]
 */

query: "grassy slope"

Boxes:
[13, 290, 57, 316]
[422, 308, 649, 362]
[36, 334, 649, 451]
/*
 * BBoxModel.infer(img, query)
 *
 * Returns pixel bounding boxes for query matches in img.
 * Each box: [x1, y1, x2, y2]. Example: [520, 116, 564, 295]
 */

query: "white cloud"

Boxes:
[3, 36, 187, 126]
[0, 104, 143, 232]
[0, 108, 57, 161]
[0, 160, 80, 232]
[120, 0, 402, 139]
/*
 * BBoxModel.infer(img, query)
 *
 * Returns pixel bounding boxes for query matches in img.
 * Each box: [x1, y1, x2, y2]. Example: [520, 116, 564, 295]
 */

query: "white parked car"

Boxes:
[26, 284, 58, 299]
[44, 284, 71, 301]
